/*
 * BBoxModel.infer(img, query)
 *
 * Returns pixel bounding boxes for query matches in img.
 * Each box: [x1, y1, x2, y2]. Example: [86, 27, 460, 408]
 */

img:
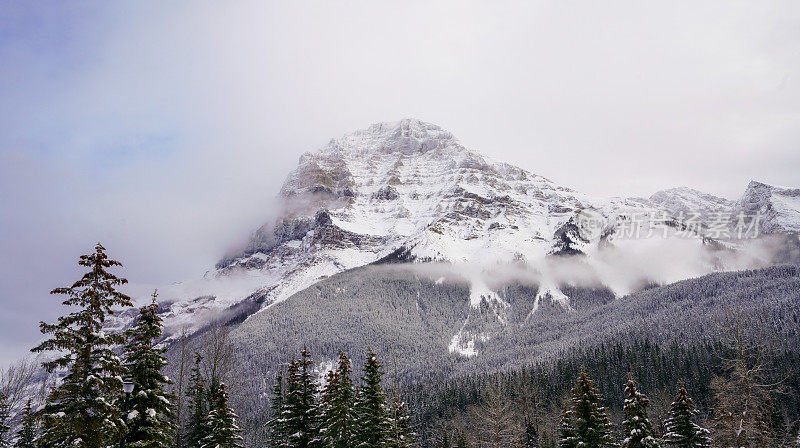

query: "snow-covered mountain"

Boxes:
[648, 187, 733, 217]
[731, 181, 800, 234]
[132, 119, 799, 347]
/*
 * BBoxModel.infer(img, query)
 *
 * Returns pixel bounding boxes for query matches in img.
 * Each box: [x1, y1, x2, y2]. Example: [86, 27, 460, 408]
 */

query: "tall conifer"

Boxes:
[621, 374, 660, 448]
[32, 244, 132, 448]
[354, 349, 390, 448]
[124, 292, 176, 448]
[558, 369, 615, 448]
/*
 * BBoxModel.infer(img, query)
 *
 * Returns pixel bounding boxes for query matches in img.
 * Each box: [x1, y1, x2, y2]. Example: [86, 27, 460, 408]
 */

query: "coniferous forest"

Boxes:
[1, 244, 799, 448]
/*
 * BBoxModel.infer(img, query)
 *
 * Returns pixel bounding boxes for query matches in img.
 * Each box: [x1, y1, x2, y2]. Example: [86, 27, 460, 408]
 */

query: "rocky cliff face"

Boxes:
[731, 181, 800, 234]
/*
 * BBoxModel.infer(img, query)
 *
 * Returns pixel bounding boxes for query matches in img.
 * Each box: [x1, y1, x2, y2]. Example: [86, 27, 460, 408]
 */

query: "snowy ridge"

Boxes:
[125, 119, 800, 356]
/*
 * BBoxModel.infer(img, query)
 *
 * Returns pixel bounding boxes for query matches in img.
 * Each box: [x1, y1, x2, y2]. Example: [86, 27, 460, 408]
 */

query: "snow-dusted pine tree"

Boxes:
[559, 369, 615, 448]
[0, 392, 10, 448]
[185, 353, 210, 448]
[283, 349, 322, 448]
[386, 395, 415, 448]
[201, 384, 243, 448]
[354, 349, 390, 448]
[319, 351, 357, 448]
[267, 371, 287, 448]
[123, 291, 176, 448]
[32, 243, 133, 448]
[558, 407, 578, 448]
[14, 399, 37, 448]
[385, 354, 415, 448]
[662, 385, 711, 448]
[621, 374, 660, 448]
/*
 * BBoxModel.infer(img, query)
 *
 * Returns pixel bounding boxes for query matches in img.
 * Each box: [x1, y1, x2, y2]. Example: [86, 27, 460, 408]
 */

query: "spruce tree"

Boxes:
[0, 393, 10, 448]
[354, 349, 390, 448]
[267, 371, 287, 448]
[32, 243, 133, 448]
[558, 407, 578, 448]
[559, 369, 615, 448]
[185, 353, 210, 448]
[662, 385, 711, 448]
[621, 374, 660, 448]
[522, 419, 539, 448]
[123, 292, 176, 448]
[283, 350, 321, 448]
[386, 395, 415, 448]
[201, 384, 243, 448]
[386, 355, 415, 448]
[319, 351, 357, 448]
[15, 399, 37, 448]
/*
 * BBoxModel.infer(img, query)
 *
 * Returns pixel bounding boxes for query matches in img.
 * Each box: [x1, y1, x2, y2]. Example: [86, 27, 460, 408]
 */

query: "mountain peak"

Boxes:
[337, 118, 460, 155]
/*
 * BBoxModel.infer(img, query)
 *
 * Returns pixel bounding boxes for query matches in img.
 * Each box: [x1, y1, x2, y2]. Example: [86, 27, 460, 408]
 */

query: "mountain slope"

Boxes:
[217, 264, 800, 444]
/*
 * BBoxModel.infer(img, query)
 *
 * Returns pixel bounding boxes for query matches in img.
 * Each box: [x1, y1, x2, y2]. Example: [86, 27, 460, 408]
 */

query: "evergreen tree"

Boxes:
[201, 384, 243, 448]
[123, 292, 176, 448]
[185, 353, 210, 448]
[558, 407, 578, 448]
[386, 396, 415, 448]
[319, 351, 357, 448]
[558, 369, 615, 448]
[267, 371, 287, 448]
[283, 349, 321, 448]
[522, 419, 539, 448]
[15, 399, 37, 448]
[354, 350, 390, 448]
[32, 243, 133, 448]
[662, 385, 711, 448]
[621, 374, 660, 448]
[385, 354, 415, 448]
[0, 393, 10, 448]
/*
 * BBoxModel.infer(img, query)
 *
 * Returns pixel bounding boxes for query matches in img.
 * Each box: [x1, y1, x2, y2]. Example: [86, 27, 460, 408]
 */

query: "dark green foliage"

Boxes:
[124, 292, 177, 448]
[267, 372, 287, 448]
[558, 369, 614, 448]
[621, 374, 660, 448]
[662, 385, 711, 448]
[185, 353, 210, 448]
[386, 393, 416, 448]
[15, 400, 37, 448]
[201, 384, 243, 448]
[319, 351, 357, 448]
[32, 243, 132, 448]
[282, 349, 321, 448]
[354, 349, 390, 448]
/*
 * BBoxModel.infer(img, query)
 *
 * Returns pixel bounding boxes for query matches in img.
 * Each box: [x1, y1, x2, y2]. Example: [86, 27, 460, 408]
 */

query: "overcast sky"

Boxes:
[1, 1, 799, 365]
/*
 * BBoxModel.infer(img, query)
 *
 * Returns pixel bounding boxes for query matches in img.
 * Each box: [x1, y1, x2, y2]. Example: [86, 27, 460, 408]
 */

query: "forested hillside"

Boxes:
[185, 263, 800, 446]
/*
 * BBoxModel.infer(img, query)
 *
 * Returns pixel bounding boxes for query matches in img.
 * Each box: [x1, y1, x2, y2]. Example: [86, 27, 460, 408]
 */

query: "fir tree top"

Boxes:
[14, 399, 37, 448]
[621, 374, 660, 448]
[33, 243, 132, 370]
[663, 385, 711, 448]
[201, 384, 243, 448]
[124, 291, 176, 448]
[560, 368, 615, 448]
